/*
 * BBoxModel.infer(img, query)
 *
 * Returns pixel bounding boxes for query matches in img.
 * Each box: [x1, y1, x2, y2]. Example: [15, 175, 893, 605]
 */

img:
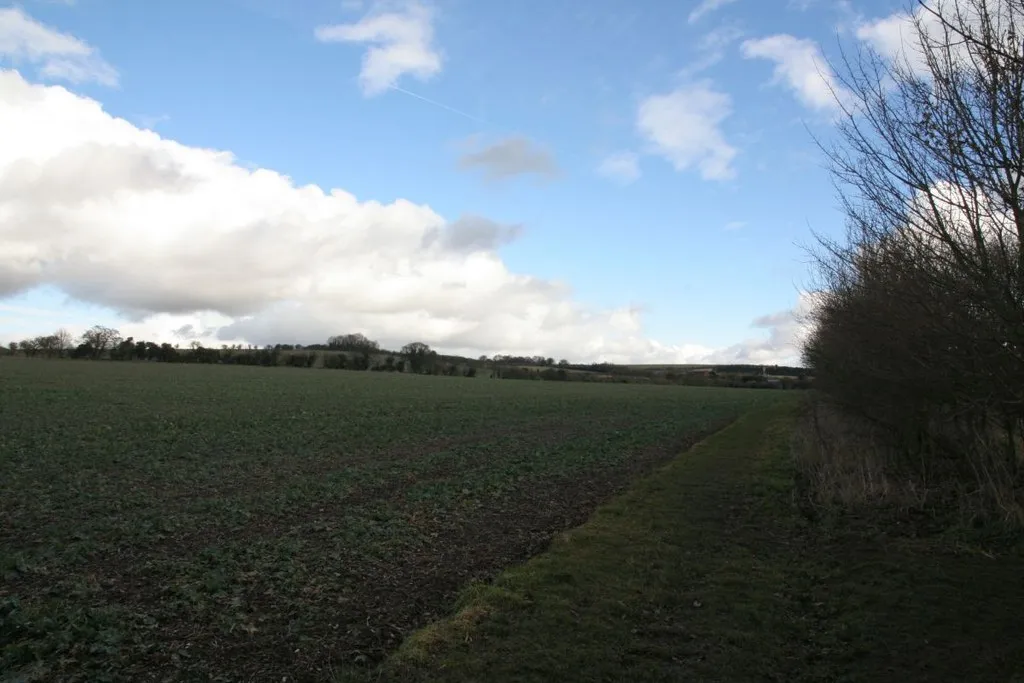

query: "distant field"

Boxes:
[0, 359, 780, 682]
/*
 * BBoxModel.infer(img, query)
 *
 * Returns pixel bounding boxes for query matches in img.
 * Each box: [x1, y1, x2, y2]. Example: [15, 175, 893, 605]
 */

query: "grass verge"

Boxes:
[347, 402, 1024, 683]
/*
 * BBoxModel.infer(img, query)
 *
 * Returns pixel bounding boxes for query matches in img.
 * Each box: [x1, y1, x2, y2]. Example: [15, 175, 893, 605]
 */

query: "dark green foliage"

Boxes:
[286, 352, 317, 368]
[539, 367, 568, 381]
[401, 342, 436, 374]
[326, 333, 380, 354]
[71, 342, 94, 359]
[323, 352, 348, 370]
[351, 351, 371, 371]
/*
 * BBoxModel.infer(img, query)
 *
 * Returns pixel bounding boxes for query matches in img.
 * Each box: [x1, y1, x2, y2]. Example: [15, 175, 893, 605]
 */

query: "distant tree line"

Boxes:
[708, 364, 807, 376]
[4, 325, 812, 389]
[803, 0, 1023, 524]
[5, 327, 478, 377]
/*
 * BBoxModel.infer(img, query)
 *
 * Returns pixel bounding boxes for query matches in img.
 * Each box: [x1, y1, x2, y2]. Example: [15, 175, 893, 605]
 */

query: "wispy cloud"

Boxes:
[596, 151, 641, 185]
[134, 113, 171, 130]
[315, 0, 441, 97]
[688, 0, 740, 24]
[0, 7, 118, 86]
[681, 24, 745, 77]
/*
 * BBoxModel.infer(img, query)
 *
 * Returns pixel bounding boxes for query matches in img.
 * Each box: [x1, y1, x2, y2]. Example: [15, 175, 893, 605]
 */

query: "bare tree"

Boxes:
[53, 328, 72, 357]
[19, 338, 39, 357]
[807, 0, 1024, 513]
[81, 325, 122, 359]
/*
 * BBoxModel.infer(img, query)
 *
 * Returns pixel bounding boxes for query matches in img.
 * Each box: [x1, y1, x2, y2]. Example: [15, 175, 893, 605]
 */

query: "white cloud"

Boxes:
[596, 151, 640, 185]
[901, 180, 1020, 254]
[0, 7, 117, 86]
[854, 4, 943, 76]
[724, 220, 746, 230]
[315, 0, 441, 96]
[688, 0, 740, 24]
[856, 13, 906, 51]
[637, 81, 737, 181]
[741, 34, 849, 112]
[707, 291, 817, 365]
[0, 68, 806, 364]
[855, 0, 1008, 76]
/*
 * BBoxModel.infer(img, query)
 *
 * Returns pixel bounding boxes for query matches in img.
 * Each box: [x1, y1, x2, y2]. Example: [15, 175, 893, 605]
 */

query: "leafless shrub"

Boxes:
[806, 0, 1024, 527]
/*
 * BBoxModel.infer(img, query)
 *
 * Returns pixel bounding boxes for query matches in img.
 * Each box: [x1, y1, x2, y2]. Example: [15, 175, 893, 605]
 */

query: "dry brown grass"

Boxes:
[792, 397, 1024, 532]
[791, 398, 930, 513]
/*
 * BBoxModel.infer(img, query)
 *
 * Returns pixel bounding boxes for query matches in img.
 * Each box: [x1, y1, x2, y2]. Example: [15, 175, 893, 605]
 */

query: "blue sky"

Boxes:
[0, 0, 911, 364]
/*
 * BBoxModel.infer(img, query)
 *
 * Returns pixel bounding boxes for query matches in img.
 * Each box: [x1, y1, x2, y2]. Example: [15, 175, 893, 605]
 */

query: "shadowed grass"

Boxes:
[348, 402, 1023, 683]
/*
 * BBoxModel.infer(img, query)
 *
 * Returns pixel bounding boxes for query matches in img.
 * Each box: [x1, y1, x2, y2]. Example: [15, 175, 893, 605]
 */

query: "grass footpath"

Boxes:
[349, 403, 1024, 683]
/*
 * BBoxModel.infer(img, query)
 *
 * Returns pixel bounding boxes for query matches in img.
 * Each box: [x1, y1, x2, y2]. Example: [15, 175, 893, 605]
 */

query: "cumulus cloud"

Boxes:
[688, 0, 740, 24]
[0, 68, 810, 364]
[856, 10, 917, 62]
[855, 0, 1011, 76]
[315, 0, 441, 96]
[0, 7, 117, 86]
[854, 3, 945, 76]
[596, 151, 640, 185]
[741, 34, 849, 112]
[421, 215, 523, 253]
[637, 81, 737, 181]
[708, 291, 817, 364]
[457, 136, 559, 182]
[900, 179, 1020, 255]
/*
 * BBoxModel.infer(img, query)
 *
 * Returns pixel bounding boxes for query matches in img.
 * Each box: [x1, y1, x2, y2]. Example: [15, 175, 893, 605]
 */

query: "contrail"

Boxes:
[387, 84, 484, 123]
